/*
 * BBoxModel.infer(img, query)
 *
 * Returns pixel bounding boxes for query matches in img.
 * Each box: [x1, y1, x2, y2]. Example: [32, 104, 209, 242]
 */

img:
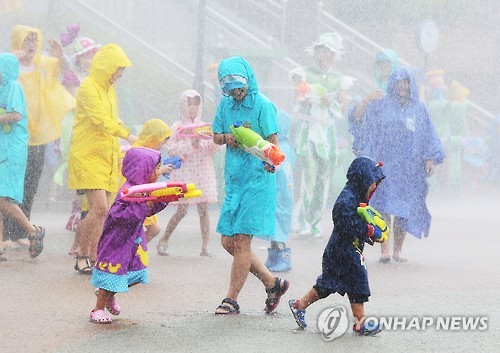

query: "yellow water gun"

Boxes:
[356, 203, 389, 244]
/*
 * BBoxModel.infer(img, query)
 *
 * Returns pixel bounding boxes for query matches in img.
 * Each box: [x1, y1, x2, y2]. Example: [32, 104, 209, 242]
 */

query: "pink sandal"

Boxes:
[106, 295, 121, 316]
[89, 309, 112, 324]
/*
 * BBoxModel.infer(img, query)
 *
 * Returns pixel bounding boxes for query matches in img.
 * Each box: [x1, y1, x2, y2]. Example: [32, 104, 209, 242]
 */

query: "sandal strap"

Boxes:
[221, 297, 240, 311]
[265, 278, 281, 294]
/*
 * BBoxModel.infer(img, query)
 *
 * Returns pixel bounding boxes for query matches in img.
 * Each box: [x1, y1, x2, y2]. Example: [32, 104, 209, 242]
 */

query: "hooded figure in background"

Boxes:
[349, 67, 445, 262]
[11, 25, 75, 145]
[349, 49, 399, 156]
[3, 25, 75, 245]
[157, 89, 221, 257]
[264, 110, 296, 272]
[374, 49, 399, 92]
[294, 32, 355, 238]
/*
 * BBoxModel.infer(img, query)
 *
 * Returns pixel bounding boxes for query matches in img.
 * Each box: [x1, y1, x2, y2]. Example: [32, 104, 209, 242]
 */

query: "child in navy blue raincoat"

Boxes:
[289, 156, 386, 335]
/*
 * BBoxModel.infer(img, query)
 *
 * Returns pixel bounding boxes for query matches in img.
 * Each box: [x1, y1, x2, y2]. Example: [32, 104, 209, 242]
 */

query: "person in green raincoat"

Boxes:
[68, 43, 136, 274]
[294, 33, 354, 238]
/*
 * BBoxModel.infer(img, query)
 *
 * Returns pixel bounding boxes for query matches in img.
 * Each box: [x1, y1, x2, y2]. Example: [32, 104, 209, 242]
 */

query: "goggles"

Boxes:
[219, 75, 248, 96]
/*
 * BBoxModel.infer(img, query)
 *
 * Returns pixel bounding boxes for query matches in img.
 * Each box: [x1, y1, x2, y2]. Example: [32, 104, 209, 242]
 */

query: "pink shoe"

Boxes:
[106, 295, 121, 316]
[89, 309, 112, 324]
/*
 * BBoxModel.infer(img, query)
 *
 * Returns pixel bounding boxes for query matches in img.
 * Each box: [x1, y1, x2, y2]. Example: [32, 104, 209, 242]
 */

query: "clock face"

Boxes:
[417, 20, 439, 53]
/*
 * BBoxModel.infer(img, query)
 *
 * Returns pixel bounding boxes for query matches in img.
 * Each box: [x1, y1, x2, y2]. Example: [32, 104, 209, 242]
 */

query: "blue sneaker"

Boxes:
[288, 299, 307, 329]
[353, 322, 383, 336]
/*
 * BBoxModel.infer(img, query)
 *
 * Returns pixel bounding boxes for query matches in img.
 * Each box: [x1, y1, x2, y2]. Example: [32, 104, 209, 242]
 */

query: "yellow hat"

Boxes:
[425, 69, 445, 89]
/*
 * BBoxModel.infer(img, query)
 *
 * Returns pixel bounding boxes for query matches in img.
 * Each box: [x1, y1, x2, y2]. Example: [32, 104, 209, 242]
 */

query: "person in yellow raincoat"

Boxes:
[130, 118, 173, 243]
[3, 25, 75, 248]
[68, 43, 136, 274]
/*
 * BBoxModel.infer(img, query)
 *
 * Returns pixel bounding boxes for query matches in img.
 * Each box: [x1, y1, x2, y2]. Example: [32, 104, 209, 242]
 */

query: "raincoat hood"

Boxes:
[179, 89, 203, 123]
[122, 147, 161, 185]
[134, 119, 172, 149]
[0, 53, 20, 87]
[385, 67, 420, 107]
[306, 32, 344, 61]
[218, 56, 258, 95]
[11, 25, 43, 64]
[89, 43, 132, 89]
[374, 49, 398, 91]
[346, 157, 385, 200]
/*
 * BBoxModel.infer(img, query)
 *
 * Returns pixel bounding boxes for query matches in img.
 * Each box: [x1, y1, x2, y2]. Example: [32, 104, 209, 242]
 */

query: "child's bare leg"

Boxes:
[197, 202, 210, 252]
[94, 288, 113, 311]
[296, 287, 320, 311]
[351, 303, 365, 330]
[158, 205, 188, 247]
[145, 223, 161, 243]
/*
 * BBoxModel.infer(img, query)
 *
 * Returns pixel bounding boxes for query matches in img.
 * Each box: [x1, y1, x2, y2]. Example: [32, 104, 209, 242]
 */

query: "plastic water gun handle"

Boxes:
[176, 123, 213, 140]
[164, 155, 183, 169]
[163, 155, 184, 178]
[229, 122, 285, 167]
[356, 203, 389, 243]
[120, 181, 202, 202]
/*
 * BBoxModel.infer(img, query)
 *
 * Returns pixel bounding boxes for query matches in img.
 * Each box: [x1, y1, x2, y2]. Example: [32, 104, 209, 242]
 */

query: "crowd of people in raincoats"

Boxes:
[0, 19, 497, 331]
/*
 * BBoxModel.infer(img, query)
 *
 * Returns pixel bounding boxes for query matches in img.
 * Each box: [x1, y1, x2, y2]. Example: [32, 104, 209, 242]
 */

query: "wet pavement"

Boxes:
[1, 189, 498, 353]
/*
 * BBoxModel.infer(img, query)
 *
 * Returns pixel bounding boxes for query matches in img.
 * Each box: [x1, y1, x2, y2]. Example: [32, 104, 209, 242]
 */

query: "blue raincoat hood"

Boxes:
[346, 156, 385, 200]
[0, 53, 26, 117]
[218, 56, 259, 107]
[0, 53, 20, 87]
[374, 49, 398, 91]
[385, 67, 420, 108]
[218, 56, 258, 93]
[122, 147, 161, 185]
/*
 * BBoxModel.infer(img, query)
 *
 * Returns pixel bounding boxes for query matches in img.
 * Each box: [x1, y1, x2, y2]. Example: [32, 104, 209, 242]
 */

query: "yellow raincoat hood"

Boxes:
[133, 119, 172, 149]
[11, 25, 75, 145]
[89, 43, 132, 90]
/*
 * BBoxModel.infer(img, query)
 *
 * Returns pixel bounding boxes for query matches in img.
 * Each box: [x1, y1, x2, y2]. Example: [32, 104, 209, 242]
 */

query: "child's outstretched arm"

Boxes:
[147, 201, 169, 217]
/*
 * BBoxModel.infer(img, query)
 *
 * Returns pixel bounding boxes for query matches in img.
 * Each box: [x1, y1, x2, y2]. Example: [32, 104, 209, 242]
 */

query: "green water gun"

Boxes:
[229, 121, 285, 166]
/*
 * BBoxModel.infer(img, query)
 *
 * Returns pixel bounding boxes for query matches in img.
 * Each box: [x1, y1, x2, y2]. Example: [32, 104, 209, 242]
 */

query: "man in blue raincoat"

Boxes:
[349, 67, 445, 263]
[211, 56, 289, 315]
